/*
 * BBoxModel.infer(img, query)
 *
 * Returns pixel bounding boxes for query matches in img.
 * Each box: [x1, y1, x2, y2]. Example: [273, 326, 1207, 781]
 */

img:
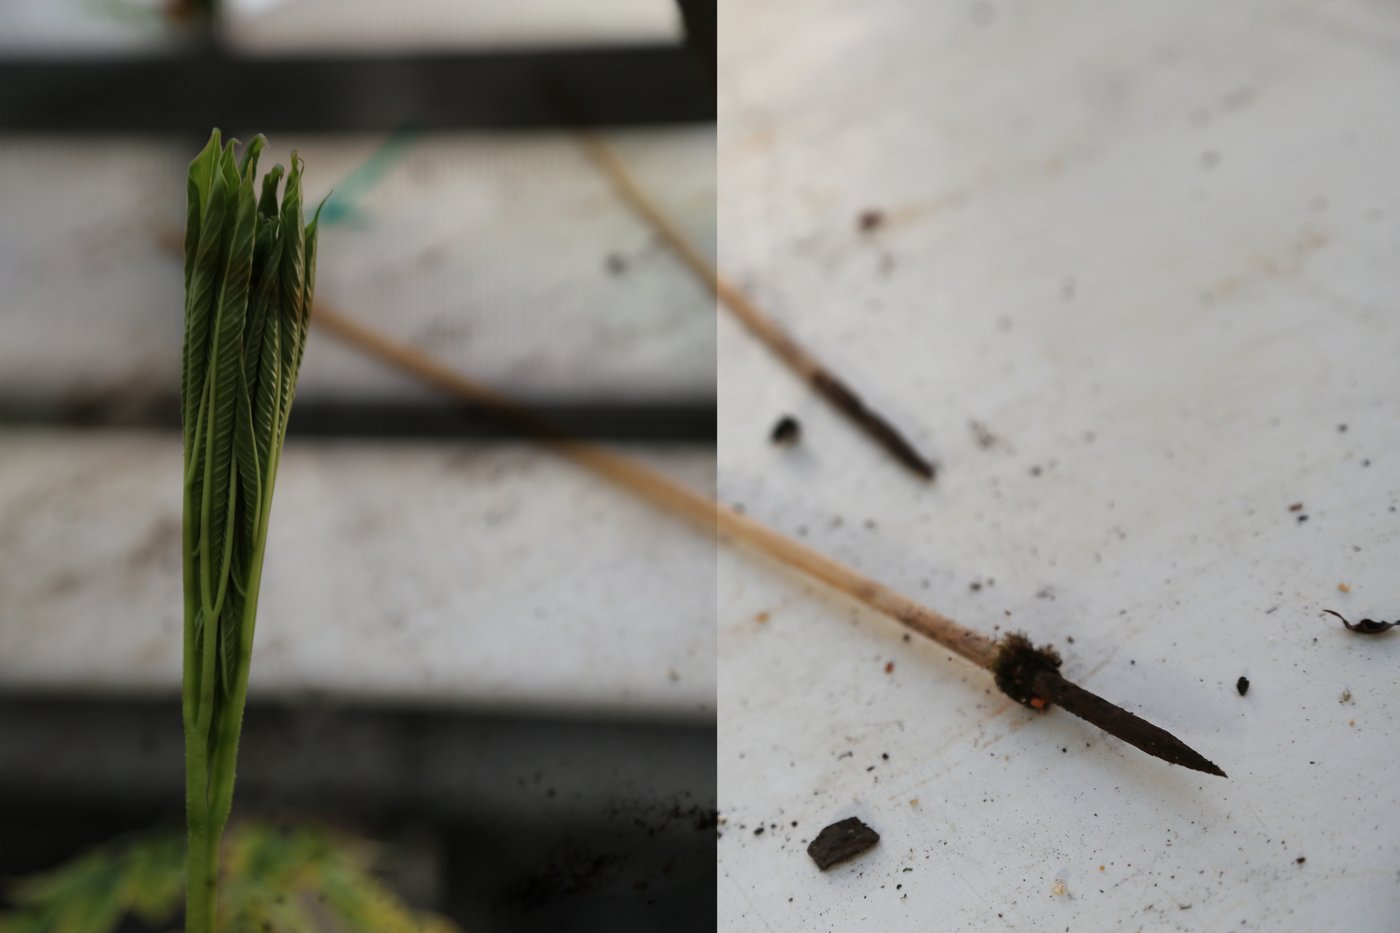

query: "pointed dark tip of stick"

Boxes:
[1029, 669, 1229, 779]
[808, 370, 936, 482]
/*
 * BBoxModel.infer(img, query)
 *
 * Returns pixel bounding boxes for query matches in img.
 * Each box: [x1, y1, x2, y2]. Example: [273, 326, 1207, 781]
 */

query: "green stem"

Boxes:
[184, 724, 215, 932]
[183, 471, 216, 931]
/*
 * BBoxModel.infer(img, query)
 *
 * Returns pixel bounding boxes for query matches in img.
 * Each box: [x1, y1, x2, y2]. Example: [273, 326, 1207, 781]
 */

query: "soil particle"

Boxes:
[969, 420, 1002, 449]
[807, 817, 880, 871]
[1236, 676, 1250, 696]
[770, 415, 801, 445]
[857, 209, 885, 233]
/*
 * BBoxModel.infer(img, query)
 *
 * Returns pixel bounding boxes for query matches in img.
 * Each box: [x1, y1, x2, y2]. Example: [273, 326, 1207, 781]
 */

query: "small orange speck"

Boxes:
[884, 661, 895, 674]
[1349, 720, 1355, 727]
[1029, 697, 1048, 709]
[909, 798, 919, 807]
[1098, 865, 1105, 872]
[1337, 583, 1351, 593]
[754, 611, 770, 624]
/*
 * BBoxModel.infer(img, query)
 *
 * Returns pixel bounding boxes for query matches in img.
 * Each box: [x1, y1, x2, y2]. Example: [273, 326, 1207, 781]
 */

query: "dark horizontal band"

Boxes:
[0, 44, 713, 134]
[0, 394, 717, 445]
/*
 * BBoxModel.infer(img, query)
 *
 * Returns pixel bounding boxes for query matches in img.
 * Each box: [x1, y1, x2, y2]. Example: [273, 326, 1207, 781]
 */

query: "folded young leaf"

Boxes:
[180, 129, 322, 932]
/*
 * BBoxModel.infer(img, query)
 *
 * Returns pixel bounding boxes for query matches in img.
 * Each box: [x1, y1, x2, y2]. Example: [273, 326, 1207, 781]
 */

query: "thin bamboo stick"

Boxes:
[310, 301, 1225, 778]
[574, 131, 937, 481]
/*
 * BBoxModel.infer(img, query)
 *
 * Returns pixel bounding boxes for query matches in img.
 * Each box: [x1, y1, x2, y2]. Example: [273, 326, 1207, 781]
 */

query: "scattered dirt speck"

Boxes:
[969, 420, 1003, 450]
[857, 209, 885, 233]
[770, 415, 801, 445]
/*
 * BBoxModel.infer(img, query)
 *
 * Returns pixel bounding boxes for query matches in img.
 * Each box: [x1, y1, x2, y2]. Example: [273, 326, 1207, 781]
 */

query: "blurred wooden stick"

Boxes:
[311, 301, 982, 663]
[574, 131, 938, 481]
[311, 301, 1224, 778]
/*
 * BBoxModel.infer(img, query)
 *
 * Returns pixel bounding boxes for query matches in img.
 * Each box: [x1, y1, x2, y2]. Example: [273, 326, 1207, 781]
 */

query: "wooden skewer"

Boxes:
[574, 131, 938, 481]
[309, 301, 1225, 779]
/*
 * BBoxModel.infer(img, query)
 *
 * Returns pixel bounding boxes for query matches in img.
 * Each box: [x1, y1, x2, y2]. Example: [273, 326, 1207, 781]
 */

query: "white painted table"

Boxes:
[716, 1, 1400, 929]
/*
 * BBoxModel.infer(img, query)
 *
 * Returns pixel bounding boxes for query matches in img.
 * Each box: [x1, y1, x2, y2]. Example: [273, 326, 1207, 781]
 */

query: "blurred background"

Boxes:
[0, 1, 716, 929]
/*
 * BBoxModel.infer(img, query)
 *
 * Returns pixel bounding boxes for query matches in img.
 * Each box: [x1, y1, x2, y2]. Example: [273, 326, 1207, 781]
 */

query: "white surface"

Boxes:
[0, 0, 681, 54]
[0, 0, 176, 55]
[0, 432, 714, 718]
[225, 0, 681, 52]
[716, 1, 1400, 930]
[0, 129, 716, 407]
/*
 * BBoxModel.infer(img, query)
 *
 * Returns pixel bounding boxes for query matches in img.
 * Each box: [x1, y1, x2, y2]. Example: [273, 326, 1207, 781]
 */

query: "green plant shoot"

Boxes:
[181, 129, 321, 931]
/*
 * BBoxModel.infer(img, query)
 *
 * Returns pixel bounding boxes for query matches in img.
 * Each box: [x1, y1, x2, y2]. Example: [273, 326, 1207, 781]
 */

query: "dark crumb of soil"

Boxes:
[770, 415, 801, 446]
[1297, 514, 1309, 523]
[1323, 610, 1398, 635]
[884, 661, 895, 674]
[1288, 502, 1304, 512]
[808, 817, 880, 871]
[1236, 676, 1250, 696]
[991, 633, 1062, 708]
[754, 826, 764, 836]
[1296, 856, 1306, 864]
[604, 252, 627, 275]
[857, 209, 885, 233]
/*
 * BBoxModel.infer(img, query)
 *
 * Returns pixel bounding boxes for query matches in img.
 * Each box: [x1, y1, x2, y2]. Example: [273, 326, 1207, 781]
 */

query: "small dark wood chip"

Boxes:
[807, 817, 880, 871]
[1324, 610, 1398, 635]
[1236, 676, 1250, 696]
